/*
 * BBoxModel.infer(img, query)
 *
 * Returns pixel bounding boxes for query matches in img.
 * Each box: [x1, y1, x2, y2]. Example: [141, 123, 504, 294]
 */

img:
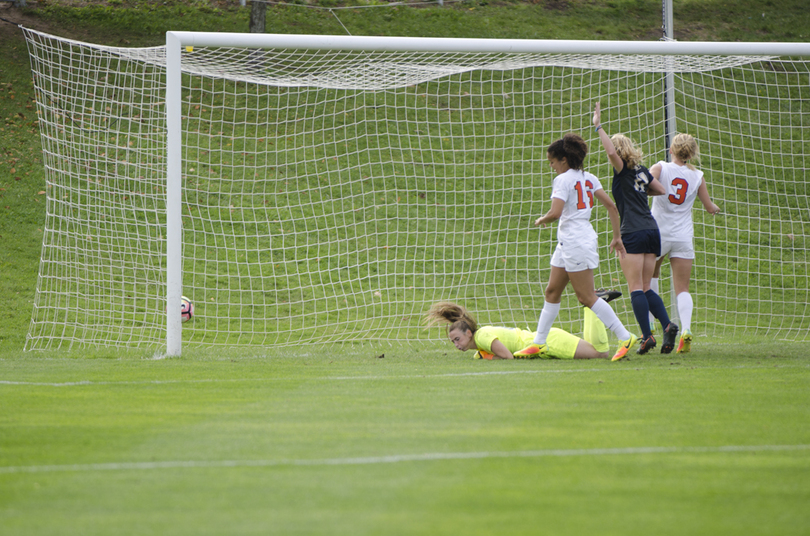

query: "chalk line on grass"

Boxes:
[2, 444, 808, 474]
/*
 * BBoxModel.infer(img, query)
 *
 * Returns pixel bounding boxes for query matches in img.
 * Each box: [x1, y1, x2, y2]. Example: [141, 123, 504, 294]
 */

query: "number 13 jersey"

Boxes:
[551, 168, 603, 245]
[651, 161, 704, 242]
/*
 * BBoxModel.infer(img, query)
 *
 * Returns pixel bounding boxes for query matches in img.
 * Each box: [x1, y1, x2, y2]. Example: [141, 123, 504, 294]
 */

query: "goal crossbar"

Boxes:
[167, 31, 810, 56]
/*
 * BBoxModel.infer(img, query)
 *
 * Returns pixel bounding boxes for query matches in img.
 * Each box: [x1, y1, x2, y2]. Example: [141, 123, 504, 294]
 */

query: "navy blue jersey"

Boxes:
[612, 162, 659, 235]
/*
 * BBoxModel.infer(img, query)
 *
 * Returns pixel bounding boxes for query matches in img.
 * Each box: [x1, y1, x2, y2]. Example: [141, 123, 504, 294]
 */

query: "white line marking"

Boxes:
[2, 444, 808, 474]
[1, 362, 808, 387]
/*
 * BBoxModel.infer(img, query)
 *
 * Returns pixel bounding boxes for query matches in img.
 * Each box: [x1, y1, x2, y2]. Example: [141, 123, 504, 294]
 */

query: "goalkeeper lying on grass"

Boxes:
[424, 290, 622, 360]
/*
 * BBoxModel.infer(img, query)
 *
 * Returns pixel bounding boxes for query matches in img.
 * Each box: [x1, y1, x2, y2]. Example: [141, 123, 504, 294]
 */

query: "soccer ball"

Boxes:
[180, 296, 194, 323]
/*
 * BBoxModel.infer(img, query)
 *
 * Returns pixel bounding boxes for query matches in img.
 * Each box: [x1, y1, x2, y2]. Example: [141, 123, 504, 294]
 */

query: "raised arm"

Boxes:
[594, 188, 626, 258]
[697, 179, 721, 215]
[593, 102, 624, 172]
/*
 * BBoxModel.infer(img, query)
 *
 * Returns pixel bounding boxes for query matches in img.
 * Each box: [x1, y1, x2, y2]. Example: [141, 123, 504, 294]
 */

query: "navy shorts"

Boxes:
[622, 228, 661, 256]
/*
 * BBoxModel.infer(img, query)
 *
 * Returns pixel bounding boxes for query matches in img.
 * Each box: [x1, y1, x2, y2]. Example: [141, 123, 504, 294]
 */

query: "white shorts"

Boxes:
[550, 240, 599, 272]
[659, 238, 695, 260]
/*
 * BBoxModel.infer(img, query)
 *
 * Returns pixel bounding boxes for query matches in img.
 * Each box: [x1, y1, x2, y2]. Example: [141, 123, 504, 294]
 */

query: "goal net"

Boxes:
[22, 29, 810, 352]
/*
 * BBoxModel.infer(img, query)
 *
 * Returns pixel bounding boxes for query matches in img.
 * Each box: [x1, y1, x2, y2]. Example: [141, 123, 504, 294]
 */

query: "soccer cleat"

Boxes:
[636, 335, 657, 355]
[595, 288, 623, 303]
[474, 350, 494, 360]
[514, 344, 546, 359]
[612, 334, 639, 361]
[676, 329, 693, 354]
[660, 322, 680, 354]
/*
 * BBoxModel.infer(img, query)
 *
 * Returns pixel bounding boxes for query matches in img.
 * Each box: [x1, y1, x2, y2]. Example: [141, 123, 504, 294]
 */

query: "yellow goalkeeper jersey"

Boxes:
[473, 326, 535, 354]
[474, 325, 579, 360]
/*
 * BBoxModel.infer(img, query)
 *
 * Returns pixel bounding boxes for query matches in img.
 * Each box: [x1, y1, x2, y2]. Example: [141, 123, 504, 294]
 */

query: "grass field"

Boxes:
[2, 344, 809, 535]
[1, 0, 809, 534]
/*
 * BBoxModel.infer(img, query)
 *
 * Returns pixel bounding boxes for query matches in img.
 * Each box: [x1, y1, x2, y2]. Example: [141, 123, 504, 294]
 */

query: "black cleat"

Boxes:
[595, 288, 623, 303]
[637, 335, 657, 355]
[661, 322, 679, 354]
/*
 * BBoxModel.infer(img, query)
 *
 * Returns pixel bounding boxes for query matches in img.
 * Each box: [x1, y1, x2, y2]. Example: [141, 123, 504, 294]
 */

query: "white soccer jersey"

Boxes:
[551, 168, 602, 245]
[651, 161, 704, 242]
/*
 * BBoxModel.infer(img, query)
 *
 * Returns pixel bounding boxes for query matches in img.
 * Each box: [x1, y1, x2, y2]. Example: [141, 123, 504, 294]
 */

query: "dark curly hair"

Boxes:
[547, 133, 588, 170]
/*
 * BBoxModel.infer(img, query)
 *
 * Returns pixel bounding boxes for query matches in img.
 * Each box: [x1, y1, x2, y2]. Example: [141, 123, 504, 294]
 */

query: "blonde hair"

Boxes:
[670, 133, 700, 170]
[610, 134, 644, 169]
[424, 301, 478, 335]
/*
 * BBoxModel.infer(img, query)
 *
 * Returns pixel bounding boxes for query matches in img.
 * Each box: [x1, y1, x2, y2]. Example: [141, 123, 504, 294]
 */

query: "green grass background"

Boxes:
[1, 1, 809, 534]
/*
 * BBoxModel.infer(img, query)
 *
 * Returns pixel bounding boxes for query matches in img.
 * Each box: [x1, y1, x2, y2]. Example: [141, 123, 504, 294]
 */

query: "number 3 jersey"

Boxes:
[651, 161, 705, 242]
[550, 168, 603, 246]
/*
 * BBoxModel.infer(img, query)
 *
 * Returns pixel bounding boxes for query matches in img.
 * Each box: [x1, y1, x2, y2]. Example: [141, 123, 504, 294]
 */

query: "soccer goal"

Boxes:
[22, 29, 810, 354]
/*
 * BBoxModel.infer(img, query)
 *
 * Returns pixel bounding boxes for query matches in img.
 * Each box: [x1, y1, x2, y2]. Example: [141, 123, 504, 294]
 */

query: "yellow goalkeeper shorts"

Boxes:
[544, 328, 579, 360]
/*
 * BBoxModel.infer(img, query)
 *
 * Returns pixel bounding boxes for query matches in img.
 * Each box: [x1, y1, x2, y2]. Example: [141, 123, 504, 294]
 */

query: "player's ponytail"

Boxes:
[670, 133, 699, 171]
[548, 133, 588, 170]
[424, 301, 478, 334]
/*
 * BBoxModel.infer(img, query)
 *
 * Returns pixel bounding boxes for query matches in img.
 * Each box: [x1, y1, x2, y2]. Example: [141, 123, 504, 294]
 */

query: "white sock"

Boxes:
[649, 277, 659, 328]
[677, 292, 693, 332]
[590, 297, 631, 341]
[533, 302, 561, 345]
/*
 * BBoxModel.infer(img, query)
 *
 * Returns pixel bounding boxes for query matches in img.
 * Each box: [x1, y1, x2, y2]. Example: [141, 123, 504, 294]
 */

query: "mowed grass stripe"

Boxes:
[3, 444, 809, 474]
[1, 361, 809, 387]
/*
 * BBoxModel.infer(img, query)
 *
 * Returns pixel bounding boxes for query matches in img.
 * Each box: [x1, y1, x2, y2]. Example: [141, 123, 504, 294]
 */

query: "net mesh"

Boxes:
[23, 28, 810, 350]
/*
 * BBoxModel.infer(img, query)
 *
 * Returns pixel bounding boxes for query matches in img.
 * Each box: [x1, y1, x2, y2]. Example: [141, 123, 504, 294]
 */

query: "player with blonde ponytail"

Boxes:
[650, 133, 721, 353]
[593, 102, 679, 355]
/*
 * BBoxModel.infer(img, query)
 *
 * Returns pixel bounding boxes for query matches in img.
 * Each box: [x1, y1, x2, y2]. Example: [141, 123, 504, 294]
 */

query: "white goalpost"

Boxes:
[22, 28, 810, 354]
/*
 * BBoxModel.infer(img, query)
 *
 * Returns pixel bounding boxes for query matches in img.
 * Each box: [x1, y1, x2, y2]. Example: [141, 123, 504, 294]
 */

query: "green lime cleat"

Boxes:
[676, 329, 693, 354]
